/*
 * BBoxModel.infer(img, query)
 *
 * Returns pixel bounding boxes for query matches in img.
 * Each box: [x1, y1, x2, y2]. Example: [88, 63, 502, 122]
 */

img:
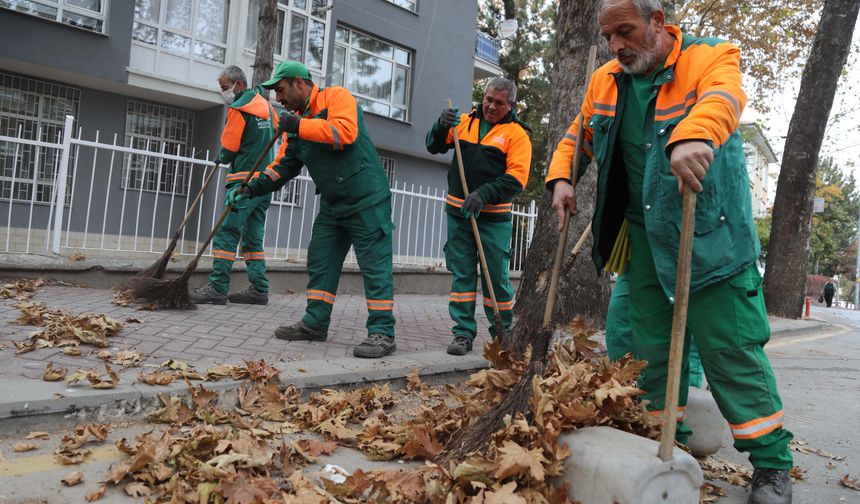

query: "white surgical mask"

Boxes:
[220, 83, 237, 104]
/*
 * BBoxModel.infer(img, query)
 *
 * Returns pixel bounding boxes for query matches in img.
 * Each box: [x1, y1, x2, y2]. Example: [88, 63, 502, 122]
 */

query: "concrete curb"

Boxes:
[0, 351, 488, 421]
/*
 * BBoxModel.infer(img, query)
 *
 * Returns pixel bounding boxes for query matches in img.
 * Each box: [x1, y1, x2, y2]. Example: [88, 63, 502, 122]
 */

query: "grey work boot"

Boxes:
[228, 284, 269, 305]
[748, 468, 792, 504]
[353, 333, 396, 358]
[274, 320, 328, 341]
[446, 335, 473, 356]
[190, 284, 227, 305]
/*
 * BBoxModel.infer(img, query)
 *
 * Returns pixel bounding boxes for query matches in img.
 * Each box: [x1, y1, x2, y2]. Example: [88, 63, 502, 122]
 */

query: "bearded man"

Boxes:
[546, 1, 793, 502]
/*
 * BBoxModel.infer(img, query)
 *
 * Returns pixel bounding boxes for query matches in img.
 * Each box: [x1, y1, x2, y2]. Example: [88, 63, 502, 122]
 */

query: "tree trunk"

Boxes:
[251, 0, 278, 88]
[763, 0, 859, 318]
[512, 0, 611, 349]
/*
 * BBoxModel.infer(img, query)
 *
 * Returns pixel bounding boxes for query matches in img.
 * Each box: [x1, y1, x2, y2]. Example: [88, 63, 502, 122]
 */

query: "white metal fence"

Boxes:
[0, 115, 538, 272]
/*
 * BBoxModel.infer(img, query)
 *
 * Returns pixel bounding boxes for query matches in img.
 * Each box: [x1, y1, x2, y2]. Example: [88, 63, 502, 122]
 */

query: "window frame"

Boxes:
[382, 0, 417, 13]
[0, 72, 80, 205]
[379, 155, 396, 188]
[244, 0, 331, 80]
[333, 25, 412, 122]
[0, 0, 109, 34]
[122, 100, 195, 196]
[132, 0, 231, 65]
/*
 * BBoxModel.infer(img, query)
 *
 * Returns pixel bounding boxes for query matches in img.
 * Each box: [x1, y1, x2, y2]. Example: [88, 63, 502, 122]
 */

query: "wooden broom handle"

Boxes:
[171, 162, 220, 240]
[542, 45, 598, 328]
[658, 186, 697, 461]
[447, 99, 502, 318]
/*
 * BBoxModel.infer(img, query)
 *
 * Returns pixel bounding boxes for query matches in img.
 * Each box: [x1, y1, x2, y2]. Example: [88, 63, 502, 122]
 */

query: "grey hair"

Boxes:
[598, 0, 662, 22]
[484, 76, 517, 105]
[218, 65, 247, 85]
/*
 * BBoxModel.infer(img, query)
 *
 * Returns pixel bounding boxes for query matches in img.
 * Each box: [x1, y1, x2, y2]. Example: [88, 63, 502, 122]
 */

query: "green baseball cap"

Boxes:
[261, 60, 312, 88]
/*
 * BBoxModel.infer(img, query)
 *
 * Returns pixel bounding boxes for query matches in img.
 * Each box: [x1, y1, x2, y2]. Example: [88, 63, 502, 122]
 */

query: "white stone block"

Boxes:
[685, 386, 727, 457]
[558, 426, 702, 504]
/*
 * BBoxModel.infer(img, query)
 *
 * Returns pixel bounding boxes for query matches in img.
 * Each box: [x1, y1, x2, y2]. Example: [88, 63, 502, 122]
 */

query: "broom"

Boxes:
[118, 162, 220, 288]
[123, 134, 280, 310]
[440, 46, 598, 463]
[447, 98, 507, 342]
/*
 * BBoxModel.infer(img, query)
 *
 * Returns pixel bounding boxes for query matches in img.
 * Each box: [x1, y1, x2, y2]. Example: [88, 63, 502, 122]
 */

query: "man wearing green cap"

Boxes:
[226, 60, 396, 359]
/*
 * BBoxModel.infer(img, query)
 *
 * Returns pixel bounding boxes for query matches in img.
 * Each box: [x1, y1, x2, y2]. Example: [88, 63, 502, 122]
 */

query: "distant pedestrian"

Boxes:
[823, 278, 836, 307]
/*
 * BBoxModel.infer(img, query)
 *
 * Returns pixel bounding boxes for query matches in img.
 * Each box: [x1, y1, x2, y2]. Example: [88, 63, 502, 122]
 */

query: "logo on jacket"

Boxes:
[491, 135, 506, 146]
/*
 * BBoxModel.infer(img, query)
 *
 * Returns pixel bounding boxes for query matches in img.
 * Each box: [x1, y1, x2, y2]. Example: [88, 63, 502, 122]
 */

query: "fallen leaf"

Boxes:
[43, 362, 68, 381]
[790, 466, 807, 480]
[62, 347, 82, 356]
[138, 370, 177, 386]
[296, 439, 338, 457]
[160, 359, 190, 371]
[494, 440, 548, 482]
[218, 473, 275, 504]
[85, 485, 106, 502]
[406, 368, 423, 391]
[25, 431, 50, 440]
[124, 317, 141, 323]
[13, 442, 38, 452]
[69, 252, 86, 262]
[484, 481, 527, 504]
[842, 474, 860, 491]
[61, 471, 84, 486]
[124, 481, 151, 497]
[96, 350, 112, 360]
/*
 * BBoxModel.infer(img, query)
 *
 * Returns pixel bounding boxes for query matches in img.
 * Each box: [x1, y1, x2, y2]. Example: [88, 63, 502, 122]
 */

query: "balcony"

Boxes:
[474, 31, 502, 80]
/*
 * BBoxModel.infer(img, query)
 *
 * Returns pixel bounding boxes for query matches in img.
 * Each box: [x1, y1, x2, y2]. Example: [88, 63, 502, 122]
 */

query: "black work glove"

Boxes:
[278, 111, 301, 134]
[438, 107, 460, 129]
[460, 191, 484, 219]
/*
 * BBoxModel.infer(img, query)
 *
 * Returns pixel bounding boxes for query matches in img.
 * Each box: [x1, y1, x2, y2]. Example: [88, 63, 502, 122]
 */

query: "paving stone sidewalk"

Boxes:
[0, 285, 491, 381]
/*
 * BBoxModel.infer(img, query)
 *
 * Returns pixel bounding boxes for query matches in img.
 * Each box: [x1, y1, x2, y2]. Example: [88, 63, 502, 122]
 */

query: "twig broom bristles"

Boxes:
[122, 133, 280, 310]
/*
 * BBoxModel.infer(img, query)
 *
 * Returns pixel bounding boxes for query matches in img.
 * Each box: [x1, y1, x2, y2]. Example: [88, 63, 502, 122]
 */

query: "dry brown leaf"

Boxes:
[124, 317, 141, 323]
[124, 481, 151, 497]
[484, 481, 527, 504]
[295, 439, 338, 458]
[0, 278, 44, 300]
[790, 466, 807, 480]
[25, 431, 50, 440]
[62, 346, 82, 356]
[68, 252, 86, 261]
[96, 350, 112, 360]
[13, 442, 38, 452]
[138, 370, 177, 386]
[494, 440, 548, 482]
[842, 474, 860, 491]
[218, 473, 276, 504]
[43, 362, 68, 381]
[406, 368, 423, 391]
[112, 350, 145, 367]
[61, 471, 84, 486]
[789, 440, 845, 461]
[85, 485, 106, 502]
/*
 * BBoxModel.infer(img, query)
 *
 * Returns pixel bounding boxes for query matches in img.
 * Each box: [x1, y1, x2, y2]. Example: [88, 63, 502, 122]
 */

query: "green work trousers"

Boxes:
[209, 195, 270, 295]
[606, 273, 704, 388]
[445, 213, 514, 340]
[302, 200, 395, 337]
[627, 222, 793, 469]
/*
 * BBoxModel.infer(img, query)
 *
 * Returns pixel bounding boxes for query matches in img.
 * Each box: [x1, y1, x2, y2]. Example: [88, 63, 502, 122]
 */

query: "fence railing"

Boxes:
[0, 115, 538, 272]
[475, 31, 501, 66]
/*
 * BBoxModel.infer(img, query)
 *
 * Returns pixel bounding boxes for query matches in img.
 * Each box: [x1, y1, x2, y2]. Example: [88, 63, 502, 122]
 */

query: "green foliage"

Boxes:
[809, 158, 860, 277]
[754, 214, 772, 260]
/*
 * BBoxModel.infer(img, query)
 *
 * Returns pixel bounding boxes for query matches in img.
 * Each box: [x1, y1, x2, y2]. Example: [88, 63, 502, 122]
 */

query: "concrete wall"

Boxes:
[0, 3, 134, 84]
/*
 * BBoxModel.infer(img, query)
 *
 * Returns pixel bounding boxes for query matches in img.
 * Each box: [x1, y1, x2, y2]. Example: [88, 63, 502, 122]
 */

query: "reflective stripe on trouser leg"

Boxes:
[445, 213, 479, 341]
[302, 210, 351, 332]
[476, 218, 514, 338]
[209, 205, 245, 295]
[241, 198, 270, 293]
[627, 222, 792, 469]
[347, 200, 395, 337]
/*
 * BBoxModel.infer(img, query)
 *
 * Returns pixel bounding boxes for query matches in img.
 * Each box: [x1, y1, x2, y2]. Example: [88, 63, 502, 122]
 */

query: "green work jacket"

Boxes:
[547, 28, 759, 299]
[247, 86, 390, 218]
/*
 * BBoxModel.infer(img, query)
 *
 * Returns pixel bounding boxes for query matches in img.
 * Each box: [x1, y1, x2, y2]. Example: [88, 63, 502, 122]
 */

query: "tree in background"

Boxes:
[251, 0, 278, 88]
[763, 0, 860, 318]
[810, 158, 860, 278]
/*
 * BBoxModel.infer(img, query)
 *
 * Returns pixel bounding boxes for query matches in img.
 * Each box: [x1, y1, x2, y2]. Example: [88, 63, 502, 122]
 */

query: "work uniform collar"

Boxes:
[468, 106, 531, 132]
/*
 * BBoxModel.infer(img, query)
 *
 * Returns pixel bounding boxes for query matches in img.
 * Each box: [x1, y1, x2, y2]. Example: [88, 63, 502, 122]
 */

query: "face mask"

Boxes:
[221, 83, 236, 104]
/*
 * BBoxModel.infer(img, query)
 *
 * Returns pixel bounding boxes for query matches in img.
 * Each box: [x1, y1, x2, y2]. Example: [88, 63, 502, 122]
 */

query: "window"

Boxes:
[123, 101, 194, 195]
[0, 0, 107, 33]
[245, 0, 330, 76]
[0, 72, 79, 204]
[380, 155, 395, 187]
[383, 0, 416, 13]
[132, 0, 229, 64]
[332, 26, 411, 122]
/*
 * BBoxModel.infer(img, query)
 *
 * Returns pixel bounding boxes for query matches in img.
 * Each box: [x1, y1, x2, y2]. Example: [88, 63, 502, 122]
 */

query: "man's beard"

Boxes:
[618, 27, 661, 75]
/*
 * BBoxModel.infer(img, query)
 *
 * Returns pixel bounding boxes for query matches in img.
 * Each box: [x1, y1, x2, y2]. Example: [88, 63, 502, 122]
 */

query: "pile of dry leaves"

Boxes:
[0, 278, 45, 300]
[9, 301, 124, 354]
[92, 333, 658, 503]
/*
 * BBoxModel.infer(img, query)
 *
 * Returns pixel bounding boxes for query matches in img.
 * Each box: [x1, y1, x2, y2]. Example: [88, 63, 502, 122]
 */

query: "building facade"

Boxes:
[740, 122, 777, 218]
[0, 0, 529, 267]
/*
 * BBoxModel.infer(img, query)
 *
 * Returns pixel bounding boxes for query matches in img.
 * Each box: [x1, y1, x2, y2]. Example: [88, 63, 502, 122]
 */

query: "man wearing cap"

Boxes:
[191, 65, 277, 306]
[226, 61, 396, 359]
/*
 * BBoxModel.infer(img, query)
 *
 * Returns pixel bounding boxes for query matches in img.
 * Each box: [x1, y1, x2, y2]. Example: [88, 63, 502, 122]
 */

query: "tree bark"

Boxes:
[251, 0, 278, 88]
[763, 0, 859, 318]
[511, 0, 611, 350]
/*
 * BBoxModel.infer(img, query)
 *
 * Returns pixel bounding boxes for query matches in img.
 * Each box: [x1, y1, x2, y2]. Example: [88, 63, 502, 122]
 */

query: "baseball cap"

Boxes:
[261, 60, 312, 89]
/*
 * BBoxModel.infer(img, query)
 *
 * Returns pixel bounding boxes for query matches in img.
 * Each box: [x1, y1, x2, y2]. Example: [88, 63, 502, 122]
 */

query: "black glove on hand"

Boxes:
[278, 111, 301, 134]
[438, 108, 460, 129]
[460, 191, 484, 219]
